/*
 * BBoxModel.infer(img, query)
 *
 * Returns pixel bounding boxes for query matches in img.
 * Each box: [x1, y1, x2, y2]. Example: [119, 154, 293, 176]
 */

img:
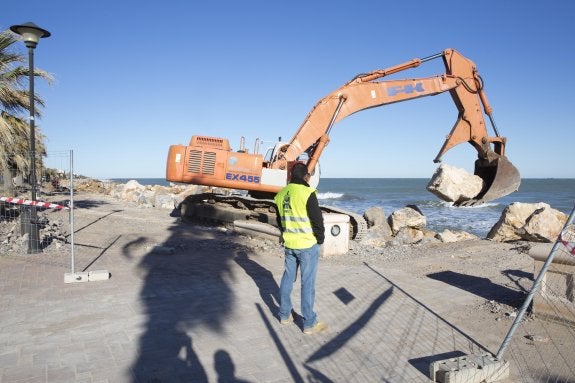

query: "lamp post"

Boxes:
[10, 22, 51, 254]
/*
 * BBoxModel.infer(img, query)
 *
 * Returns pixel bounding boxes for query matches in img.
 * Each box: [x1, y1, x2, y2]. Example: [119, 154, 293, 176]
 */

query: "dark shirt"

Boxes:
[276, 178, 325, 245]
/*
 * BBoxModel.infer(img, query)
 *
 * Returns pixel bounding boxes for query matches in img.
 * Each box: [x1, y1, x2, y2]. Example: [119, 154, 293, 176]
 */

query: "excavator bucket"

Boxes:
[456, 156, 521, 206]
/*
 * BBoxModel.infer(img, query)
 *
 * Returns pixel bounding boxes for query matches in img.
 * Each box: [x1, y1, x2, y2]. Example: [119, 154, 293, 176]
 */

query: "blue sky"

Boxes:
[4, 1, 574, 179]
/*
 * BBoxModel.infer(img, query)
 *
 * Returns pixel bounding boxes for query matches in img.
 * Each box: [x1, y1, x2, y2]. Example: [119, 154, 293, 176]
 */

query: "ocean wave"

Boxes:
[317, 192, 344, 200]
[418, 199, 500, 209]
[452, 201, 500, 209]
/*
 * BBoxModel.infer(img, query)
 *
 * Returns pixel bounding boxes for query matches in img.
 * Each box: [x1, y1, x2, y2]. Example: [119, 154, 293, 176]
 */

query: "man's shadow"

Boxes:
[127, 226, 248, 382]
[214, 349, 252, 383]
[234, 250, 280, 317]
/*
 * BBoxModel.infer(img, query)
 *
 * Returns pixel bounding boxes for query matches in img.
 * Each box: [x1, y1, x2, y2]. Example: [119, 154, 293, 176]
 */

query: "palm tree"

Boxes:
[0, 29, 52, 195]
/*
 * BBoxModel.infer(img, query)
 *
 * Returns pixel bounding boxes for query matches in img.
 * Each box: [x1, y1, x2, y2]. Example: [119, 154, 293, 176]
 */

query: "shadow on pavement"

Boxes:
[234, 250, 279, 317]
[255, 303, 303, 383]
[71, 198, 111, 209]
[427, 270, 526, 307]
[126, 222, 251, 382]
[502, 269, 533, 294]
[70, 209, 123, 235]
[214, 349, 251, 383]
[365, 262, 489, 350]
[306, 287, 393, 364]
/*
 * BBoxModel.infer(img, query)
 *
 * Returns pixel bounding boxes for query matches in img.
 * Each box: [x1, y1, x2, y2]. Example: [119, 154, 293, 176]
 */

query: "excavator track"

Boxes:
[179, 192, 368, 241]
[318, 205, 368, 241]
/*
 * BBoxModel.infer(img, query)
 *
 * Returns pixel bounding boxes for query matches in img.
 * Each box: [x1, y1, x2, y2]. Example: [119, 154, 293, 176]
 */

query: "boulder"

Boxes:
[391, 227, 424, 245]
[436, 229, 479, 243]
[361, 225, 392, 248]
[427, 164, 483, 203]
[359, 207, 391, 247]
[388, 205, 426, 235]
[154, 194, 177, 209]
[364, 206, 387, 228]
[487, 202, 568, 242]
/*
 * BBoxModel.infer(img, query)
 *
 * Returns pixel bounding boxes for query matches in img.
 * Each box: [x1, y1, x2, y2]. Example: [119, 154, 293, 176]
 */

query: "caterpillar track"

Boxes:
[179, 193, 367, 241]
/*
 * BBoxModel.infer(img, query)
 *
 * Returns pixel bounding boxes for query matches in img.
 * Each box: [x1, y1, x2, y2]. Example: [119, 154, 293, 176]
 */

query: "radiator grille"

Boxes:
[188, 150, 202, 173]
[202, 152, 216, 175]
[187, 150, 216, 175]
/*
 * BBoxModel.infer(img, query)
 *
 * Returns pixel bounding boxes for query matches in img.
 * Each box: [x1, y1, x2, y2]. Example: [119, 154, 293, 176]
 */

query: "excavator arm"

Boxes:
[273, 48, 520, 205]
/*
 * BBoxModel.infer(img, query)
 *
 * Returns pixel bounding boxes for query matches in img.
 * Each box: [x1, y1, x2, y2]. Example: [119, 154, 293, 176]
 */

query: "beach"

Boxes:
[3, 188, 574, 382]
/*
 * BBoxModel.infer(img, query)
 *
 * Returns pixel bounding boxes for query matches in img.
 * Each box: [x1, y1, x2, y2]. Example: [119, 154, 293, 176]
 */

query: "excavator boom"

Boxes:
[166, 48, 520, 207]
[272, 48, 520, 204]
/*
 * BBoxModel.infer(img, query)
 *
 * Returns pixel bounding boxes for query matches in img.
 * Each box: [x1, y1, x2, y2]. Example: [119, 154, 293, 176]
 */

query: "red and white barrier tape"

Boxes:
[559, 230, 575, 256]
[0, 196, 69, 210]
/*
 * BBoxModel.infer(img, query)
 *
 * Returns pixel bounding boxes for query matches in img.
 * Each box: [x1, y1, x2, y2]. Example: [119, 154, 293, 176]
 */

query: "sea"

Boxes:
[111, 178, 575, 238]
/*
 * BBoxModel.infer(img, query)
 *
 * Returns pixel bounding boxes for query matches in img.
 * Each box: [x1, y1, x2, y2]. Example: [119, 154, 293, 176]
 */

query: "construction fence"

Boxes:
[431, 205, 575, 383]
[0, 150, 75, 269]
[496, 206, 575, 383]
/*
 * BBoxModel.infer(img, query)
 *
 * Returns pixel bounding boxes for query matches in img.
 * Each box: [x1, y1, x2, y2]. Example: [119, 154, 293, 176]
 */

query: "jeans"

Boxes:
[279, 244, 320, 329]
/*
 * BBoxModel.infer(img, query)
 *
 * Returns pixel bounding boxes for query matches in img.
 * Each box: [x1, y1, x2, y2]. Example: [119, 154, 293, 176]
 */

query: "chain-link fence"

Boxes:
[494, 204, 575, 382]
[0, 150, 74, 264]
[431, 205, 575, 382]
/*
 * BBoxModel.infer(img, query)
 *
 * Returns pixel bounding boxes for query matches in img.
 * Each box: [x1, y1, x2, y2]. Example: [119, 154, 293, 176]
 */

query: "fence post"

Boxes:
[70, 150, 75, 274]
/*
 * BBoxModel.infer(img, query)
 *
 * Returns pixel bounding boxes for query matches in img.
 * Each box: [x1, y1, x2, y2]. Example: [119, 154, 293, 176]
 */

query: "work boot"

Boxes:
[280, 314, 293, 325]
[303, 321, 327, 335]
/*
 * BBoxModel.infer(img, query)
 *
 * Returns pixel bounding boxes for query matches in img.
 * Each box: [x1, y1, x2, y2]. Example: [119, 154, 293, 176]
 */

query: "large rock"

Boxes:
[364, 206, 387, 228]
[360, 226, 392, 248]
[360, 206, 393, 247]
[436, 229, 479, 243]
[427, 164, 484, 203]
[487, 202, 568, 242]
[388, 205, 426, 235]
[392, 226, 424, 245]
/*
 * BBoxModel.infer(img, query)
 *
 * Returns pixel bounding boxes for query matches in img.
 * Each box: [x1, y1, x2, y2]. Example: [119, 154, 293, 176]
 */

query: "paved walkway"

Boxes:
[0, 196, 517, 383]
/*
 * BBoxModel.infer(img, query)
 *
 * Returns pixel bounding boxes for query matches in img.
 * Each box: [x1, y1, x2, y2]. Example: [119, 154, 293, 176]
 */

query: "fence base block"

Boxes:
[88, 270, 110, 281]
[64, 270, 110, 283]
[64, 272, 89, 283]
[429, 353, 509, 383]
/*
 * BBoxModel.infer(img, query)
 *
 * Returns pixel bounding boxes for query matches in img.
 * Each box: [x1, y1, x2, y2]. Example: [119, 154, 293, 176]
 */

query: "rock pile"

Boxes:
[361, 204, 479, 247]
[76, 179, 567, 247]
[77, 179, 205, 210]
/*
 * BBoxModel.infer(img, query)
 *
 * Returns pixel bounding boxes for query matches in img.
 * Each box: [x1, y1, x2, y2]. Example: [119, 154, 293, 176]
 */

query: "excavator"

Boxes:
[166, 48, 521, 240]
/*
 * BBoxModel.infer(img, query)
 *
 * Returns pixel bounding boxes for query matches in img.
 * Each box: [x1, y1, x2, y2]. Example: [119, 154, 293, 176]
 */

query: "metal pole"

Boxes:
[496, 202, 575, 359]
[70, 150, 75, 274]
[26, 44, 40, 253]
[28, 46, 37, 202]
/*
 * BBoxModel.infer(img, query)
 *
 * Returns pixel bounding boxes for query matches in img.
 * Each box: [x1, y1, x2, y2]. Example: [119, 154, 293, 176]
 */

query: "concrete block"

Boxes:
[321, 213, 350, 257]
[530, 244, 575, 325]
[88, 270, 110, 281]
[64, 272, 89, 283]
[430, 353, 509, 383]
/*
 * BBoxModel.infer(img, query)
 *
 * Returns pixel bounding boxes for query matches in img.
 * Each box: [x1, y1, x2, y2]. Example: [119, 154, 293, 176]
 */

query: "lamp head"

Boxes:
[10, 22, 51, 48]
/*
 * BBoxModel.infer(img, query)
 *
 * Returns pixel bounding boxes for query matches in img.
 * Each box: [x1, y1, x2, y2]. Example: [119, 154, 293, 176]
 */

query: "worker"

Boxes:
[274, 162, 327, 335]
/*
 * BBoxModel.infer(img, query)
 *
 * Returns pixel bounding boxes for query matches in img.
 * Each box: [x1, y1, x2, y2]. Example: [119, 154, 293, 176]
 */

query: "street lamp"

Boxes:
[10, 22, 51, 254]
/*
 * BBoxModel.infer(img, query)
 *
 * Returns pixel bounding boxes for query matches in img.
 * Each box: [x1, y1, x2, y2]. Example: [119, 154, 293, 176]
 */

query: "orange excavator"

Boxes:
[166, 48, 520, 239]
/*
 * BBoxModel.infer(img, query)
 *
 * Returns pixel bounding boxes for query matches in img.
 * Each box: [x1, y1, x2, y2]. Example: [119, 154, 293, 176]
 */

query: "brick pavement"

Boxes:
[0, 197, 513, 383]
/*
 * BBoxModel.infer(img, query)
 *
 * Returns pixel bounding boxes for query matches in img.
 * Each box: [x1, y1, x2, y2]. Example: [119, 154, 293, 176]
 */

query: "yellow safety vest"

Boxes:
[274, 184, 317, 249]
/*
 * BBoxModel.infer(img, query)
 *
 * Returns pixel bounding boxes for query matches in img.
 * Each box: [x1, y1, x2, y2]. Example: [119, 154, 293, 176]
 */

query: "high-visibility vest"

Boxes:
[274, 184, 317, 249]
